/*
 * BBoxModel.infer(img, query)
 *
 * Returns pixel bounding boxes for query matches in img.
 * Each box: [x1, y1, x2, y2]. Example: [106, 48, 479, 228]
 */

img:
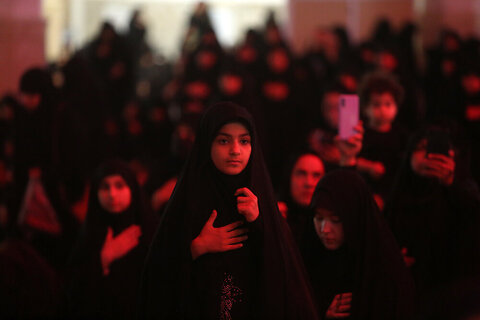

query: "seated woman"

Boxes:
[67, 159, 156, 319]
[277, 150, 325, 246]
[384, 125, 480, 317]
[303, 170, 414, 319]
[140, 102, 318, 319]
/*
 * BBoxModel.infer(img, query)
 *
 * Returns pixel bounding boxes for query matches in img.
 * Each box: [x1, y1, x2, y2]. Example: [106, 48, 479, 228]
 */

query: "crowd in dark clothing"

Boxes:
[1, 4, 480, 319]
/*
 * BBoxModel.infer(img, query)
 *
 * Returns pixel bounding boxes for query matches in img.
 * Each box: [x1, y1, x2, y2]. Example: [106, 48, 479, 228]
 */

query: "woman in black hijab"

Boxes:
[278, 150, 325, 246]
[67, 159, 155, 319]
[140, 102, 318, 319]
[384, 125, 480, 318]
[303, 170, 414, 319]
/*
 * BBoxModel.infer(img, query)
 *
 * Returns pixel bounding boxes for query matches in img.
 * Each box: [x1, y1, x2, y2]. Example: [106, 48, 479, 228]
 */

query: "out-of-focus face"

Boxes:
[97, 174, 132, 214]
[314, 207, 344, 250]
[462, 74, 480, 95]
[377, 51, 398, 72]
[290, 154, 325, 207]
[210, 122, 252, 175]
[19, 93, 41, 111]
[196, 50, 217, 70]
[267, 48, 290, 73]
[321, 91, 340, 129]
[219, 73, 243, 96]
[364, 92, 397, 130]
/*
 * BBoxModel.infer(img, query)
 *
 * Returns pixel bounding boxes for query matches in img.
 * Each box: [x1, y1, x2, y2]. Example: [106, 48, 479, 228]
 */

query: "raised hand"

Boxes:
[401, 247, 416, 267]
[412, 150, 455, 186]
[235, 187, 259, 222]
[357, 158, 386, 179]
[326, 292, 352, 319]
[336, 121, 364, 166]
[101, 225, 142, 275]
[191, 210, 248, 260]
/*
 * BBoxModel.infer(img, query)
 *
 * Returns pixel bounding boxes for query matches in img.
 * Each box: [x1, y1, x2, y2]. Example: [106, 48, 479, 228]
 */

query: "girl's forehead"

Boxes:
[216, 121, 250, 135]
[314, 207, 336, 218]
[101, 174, 127, 184]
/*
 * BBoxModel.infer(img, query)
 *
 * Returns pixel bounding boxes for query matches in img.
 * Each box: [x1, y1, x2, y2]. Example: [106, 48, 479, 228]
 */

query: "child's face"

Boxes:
[290, 154, 325, 207]
[364, 92, 397, 128]
[314, 207, 344, 250]
[321, 92, 340, 129]
[211, 122, 252, 175]
[97, 174, 132, 214]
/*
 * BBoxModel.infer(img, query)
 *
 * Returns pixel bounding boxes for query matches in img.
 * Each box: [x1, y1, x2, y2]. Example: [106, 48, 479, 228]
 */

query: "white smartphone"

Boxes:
[338, 94, 359, 140]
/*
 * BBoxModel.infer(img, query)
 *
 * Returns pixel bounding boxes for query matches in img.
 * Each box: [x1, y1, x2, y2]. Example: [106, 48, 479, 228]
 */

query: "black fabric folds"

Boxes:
[139, 102, 318, 319]
[304, 170, 414, 319]
[67, 159, 154, 319]
[384, 126, 480, 316]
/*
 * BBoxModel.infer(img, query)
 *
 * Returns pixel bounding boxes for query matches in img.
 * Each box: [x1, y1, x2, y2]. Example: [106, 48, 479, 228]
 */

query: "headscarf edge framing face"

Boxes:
[309, 169, 414, 319]
[85, 159, 143, 232]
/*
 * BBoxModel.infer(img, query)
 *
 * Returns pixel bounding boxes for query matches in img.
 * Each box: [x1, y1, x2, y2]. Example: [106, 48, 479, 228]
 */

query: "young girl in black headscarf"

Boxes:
[67, 159, 155, 319]
[303, 170, 414, 319]
[140, 102, 318, 320]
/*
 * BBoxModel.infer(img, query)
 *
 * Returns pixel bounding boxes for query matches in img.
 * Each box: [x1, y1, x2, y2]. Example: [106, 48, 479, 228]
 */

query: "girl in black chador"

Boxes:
[303, 170, 414, 319]
[140, 102, 318, 320]
[277, 150, 325, 246]
[67, 160, 155, 319]
[384, 125, 480, 318]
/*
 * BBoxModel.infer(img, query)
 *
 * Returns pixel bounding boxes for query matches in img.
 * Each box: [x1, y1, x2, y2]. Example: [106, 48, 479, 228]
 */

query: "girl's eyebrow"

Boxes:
[217, 132, 251, 137]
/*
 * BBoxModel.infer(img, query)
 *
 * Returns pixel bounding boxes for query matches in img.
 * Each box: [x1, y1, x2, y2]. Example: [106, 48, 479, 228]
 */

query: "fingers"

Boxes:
[333, 312, 351, 318]
[229, 235, 248, 244]
[124, 225, 142, 237]
[328, 293, 352, 319]
[106, 227, 113, 241]
[229, 228, 248, 238]
[224, 220, 244, 231]
[354, 120, 364, 134]
[235, 187, 256, 199]
[339, 292, 352, 304]
[337, 305, 351, 312]
[206, 210, 218, 226]
[225, 243, 243, 250]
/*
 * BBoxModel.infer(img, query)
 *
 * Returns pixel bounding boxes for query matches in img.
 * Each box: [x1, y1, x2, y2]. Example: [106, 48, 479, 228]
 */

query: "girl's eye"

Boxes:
[240, 138, 251, 145]
[217, 138, 229, 145]
[115, 182, 126, 189]
[331, 217, 341, 224]
[99, 183, 109, 191]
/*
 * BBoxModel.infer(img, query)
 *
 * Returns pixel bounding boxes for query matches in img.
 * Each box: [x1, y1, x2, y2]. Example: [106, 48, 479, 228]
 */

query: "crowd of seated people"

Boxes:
[1, 4, 480, 319]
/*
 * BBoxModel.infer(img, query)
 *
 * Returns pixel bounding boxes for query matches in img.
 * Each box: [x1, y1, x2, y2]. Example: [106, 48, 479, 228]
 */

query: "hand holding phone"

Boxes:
[425, 130, 451, 157]
[338, 95, 359, 140]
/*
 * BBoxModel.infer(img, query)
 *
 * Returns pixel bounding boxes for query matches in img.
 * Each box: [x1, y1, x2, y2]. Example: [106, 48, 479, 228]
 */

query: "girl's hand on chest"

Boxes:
[235, 187, 259, 222]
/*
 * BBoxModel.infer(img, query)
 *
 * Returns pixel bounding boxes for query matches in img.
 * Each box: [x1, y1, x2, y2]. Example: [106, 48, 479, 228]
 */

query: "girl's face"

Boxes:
[321, 92, 340, 129]
[210, 122, 252, 175]
[364, 92, 397, 128]
[314, 207, 344, 250]
[290, 154, 325, 207]
[97, 174, 132, 214]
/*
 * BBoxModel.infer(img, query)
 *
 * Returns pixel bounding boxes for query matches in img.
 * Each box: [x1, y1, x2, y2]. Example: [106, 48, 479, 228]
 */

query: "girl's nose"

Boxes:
[321, 220, 332, 233]
[230, 141, 240, 154]
[306, 175, 317, 187]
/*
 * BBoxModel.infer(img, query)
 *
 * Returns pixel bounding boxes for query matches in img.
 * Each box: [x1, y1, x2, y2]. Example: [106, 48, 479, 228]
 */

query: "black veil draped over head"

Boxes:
[279, 149, 321, 245]
[67, 159, 153, 319]
[304, 170, 414, 320]
[140, 102, 318, 319]
[384, 125, 480, 302]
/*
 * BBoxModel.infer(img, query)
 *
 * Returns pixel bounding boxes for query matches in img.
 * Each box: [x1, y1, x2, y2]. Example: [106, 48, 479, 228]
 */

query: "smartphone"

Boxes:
[338, 94, 359, 140]
[426, 130, 451, 156]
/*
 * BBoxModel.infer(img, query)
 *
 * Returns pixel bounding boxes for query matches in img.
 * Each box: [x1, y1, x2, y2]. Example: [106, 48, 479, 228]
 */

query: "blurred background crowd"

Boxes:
[1, 1, 480, 319]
